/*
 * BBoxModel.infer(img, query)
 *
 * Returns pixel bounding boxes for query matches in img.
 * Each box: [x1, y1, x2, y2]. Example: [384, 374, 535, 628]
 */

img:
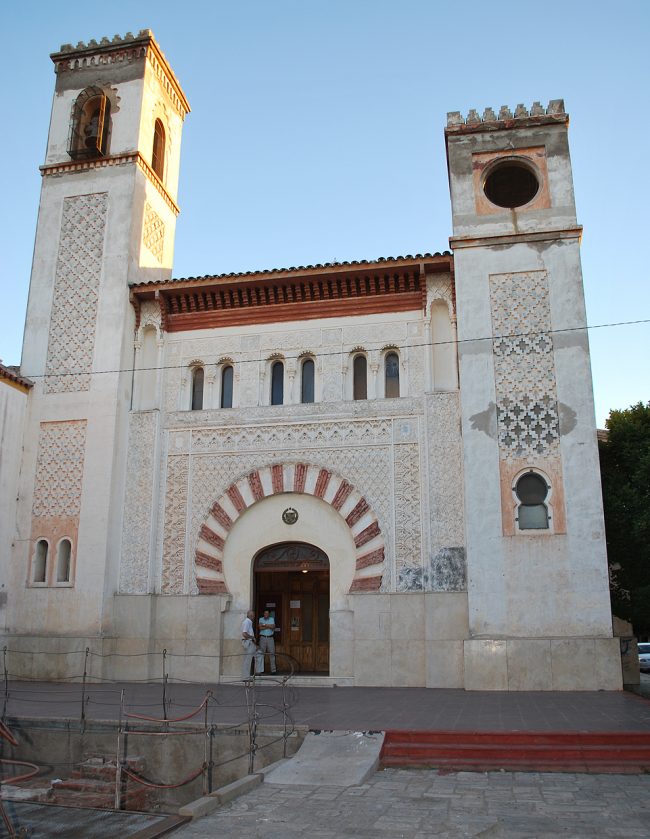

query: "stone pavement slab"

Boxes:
[264, 731, 384, 786]
[6, 681, 650, 733]
[171, 768, 650, 838]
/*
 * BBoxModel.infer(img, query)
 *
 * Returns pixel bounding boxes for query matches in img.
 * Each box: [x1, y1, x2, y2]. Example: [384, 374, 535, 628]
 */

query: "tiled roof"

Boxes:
[131, 252, 452, 288]
[0, 363, 32, 390]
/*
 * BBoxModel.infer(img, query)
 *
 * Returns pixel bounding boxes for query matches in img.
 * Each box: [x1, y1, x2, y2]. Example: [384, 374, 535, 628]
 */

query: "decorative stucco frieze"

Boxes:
[393, 442, 423, 586]
[32, 420, 87, 518]
[119, 412, 158, 593]
[143, 203, 165, 263]
[489, 271, 560, 461]
[44, 193, 108, 393]
[425, 392, 465, 555]
[161, 454, 188, 593]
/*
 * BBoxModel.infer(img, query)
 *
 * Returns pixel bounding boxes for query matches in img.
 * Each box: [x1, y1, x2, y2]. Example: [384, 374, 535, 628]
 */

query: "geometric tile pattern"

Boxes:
[45, 193, 108, 393]
[143, 202, 164, 264]
[32, 420, 87, 518]
[489, 271, 560, 461]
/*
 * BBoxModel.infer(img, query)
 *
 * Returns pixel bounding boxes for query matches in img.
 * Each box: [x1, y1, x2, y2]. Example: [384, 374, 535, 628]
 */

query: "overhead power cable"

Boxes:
[14, 317, 650, 381]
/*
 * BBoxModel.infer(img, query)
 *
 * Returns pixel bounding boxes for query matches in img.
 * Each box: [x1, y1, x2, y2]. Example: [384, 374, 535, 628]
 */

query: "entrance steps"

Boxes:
[380, 730, 650, 773]
[4, 756, 156, 810]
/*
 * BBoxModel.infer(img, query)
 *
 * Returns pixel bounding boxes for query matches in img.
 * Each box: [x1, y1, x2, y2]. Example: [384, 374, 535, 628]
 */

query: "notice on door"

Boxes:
[290, 600, 300, 609]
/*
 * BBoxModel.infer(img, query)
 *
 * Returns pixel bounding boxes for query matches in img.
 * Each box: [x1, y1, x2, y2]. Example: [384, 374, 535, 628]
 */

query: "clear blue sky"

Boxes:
[2, 0, 648, 426]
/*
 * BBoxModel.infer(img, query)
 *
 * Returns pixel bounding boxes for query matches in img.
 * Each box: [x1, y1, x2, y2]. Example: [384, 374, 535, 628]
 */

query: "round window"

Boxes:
[484, 161, 540, 208]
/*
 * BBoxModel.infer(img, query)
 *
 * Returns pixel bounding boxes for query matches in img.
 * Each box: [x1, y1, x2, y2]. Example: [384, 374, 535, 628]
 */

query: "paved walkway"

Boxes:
[172, 768, 650, 838]
[6, 681, 650, 732]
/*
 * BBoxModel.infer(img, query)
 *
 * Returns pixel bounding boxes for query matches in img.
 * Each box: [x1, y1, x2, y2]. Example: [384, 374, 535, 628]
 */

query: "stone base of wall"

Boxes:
[0, 594, 622, 691]
[463, 637, 622, 691]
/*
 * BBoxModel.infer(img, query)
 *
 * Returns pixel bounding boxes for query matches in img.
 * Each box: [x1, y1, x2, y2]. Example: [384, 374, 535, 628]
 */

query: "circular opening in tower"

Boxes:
[483, 160, 540, 208]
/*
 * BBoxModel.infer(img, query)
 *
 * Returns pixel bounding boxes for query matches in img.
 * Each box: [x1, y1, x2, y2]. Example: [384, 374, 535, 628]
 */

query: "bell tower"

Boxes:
[446, 102, 620, 690]
[9, 32, 189, 641]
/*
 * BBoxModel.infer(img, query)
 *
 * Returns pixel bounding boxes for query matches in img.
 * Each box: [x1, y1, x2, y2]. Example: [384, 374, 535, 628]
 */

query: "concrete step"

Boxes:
[380, 730, 650, 773]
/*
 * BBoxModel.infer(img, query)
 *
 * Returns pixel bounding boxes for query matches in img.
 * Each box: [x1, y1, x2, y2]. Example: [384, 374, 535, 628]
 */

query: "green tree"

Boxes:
[599, 401, 650, 633]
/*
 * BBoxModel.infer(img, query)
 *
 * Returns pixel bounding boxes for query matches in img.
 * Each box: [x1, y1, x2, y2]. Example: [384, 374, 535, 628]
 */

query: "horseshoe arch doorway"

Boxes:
[253, 542, 330, 674]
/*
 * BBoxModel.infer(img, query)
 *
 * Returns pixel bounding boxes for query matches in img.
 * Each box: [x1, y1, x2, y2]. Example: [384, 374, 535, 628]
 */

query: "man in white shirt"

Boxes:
[241, 610, 263, 679]
[258, 609, 277, 674]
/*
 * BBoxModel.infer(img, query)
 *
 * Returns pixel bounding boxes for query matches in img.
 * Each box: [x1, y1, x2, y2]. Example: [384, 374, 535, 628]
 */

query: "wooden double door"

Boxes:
[254, 544, 329, 674]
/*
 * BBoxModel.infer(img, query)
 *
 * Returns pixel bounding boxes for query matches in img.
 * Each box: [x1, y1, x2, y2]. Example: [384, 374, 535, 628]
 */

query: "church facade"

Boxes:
[0, 30, 621, 690]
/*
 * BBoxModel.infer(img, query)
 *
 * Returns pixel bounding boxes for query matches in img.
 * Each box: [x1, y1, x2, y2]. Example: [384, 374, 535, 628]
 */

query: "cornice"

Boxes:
[51, 30, 190, 119]
[449, 227, 583, 250]
[40, 152, 180, 216]
[130, 261, 450, 332]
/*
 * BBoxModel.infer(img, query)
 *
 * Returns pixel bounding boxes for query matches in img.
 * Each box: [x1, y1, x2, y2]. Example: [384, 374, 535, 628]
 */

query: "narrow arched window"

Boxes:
[221, 365, 233, 409]
[191, 367, 204, 410]
[353, 355, 367, 400]
[33, 540, 48, 583]
[301, 359, 315, 403]
[385, 352, 400, 398]
[57, 540, 72, 583]
[152, 119, 166, 180]
[515, 472, 550, 530]
[271, 361, 284, 405]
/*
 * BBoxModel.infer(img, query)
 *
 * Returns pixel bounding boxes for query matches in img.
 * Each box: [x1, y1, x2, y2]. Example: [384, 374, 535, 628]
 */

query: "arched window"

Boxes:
[301, 358, 315, 404]
[33, 540, 48, 583]
[271, 361, 284, 405]
[384, 352, 400, 398]
[69, 88, 111, 160]
[56, 540, 72, 583]
[353, 355, 367, 400]
[152, 119, 166, 180]
[515, 472, 550, 530]
[191, 367, 204, 410]
[221, 364, 234, 409]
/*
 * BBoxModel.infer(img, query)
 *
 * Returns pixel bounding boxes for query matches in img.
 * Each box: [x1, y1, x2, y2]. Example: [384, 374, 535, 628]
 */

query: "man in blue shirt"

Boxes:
[258, 609, 277, 674]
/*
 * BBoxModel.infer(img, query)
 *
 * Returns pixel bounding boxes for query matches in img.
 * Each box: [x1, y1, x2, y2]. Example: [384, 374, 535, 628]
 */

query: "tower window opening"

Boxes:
[33, 540, 48, 583]
[515, 471, 550, 530]
[484, 160, 539, 209]
[152, 119, 166, 180]
[69, 88, 111, 160]
[56, 539, 72, 583]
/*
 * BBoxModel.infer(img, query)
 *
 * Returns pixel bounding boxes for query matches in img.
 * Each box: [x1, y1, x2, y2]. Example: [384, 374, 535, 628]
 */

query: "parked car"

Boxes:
[638, 642, 650, 673]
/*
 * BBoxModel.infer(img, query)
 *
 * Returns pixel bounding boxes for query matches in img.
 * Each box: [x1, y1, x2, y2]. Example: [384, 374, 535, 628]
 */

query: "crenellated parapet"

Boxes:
[51, 29, 190, 118]
[446, 100, 567, 134]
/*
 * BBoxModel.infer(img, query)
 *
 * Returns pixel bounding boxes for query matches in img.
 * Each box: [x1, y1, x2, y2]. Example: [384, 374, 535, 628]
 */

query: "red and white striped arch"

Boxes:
[194, 463, 385, 595]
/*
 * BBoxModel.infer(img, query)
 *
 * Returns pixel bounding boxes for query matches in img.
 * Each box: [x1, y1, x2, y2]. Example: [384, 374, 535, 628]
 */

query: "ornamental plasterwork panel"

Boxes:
[143, 202, 165, 263]
[165, 395, 424, 427]
[44, 193, 108, 393]
[393, 442, 423, 583]
[260, 329, 323, 352]
[139, 300, 162, 333]
[119, 412, 157, 593]
[161, 454, 189, 594]
[32, 421, 87, 518]
[489, 271, 560, 461]
[190, 418, 393, 453]
[187, 444, 394, 594]
[425, 393, 465, 553]
[341, 323, 408, 347]
[426, 274, 455, 316]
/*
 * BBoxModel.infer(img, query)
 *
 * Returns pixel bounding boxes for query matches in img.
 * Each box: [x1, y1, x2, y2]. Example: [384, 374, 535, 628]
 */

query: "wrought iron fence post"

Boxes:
[80, 647, 89, 732]
[2, 647, 8, 723]
[114, 688, 125, 810]
[162, 649, 168, 721]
